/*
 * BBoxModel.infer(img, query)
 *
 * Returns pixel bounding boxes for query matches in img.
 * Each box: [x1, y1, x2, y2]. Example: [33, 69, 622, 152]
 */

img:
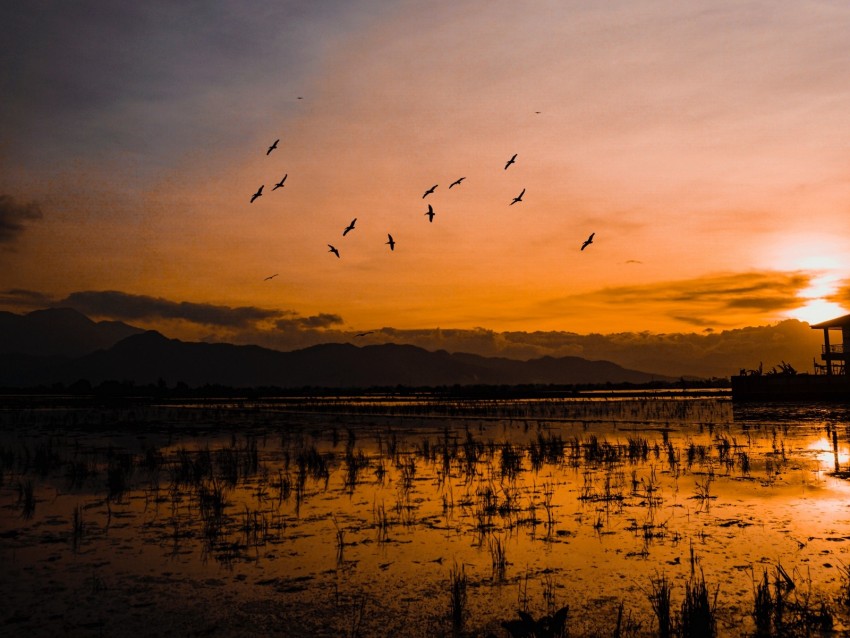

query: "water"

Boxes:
[2, 394, 850, 636]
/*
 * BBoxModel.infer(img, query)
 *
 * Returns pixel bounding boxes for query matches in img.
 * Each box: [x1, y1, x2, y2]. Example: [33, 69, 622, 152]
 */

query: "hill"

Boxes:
[0, 330, 672, 388]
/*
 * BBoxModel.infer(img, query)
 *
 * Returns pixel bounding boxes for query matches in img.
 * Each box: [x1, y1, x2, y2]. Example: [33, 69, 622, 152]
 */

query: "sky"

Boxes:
[2, 0, 850, 363]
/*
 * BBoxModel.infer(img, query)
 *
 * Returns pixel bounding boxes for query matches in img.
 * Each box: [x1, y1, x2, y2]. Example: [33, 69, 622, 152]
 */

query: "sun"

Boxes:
[788, 298, 847, 325]
[759, 238, 849, 325]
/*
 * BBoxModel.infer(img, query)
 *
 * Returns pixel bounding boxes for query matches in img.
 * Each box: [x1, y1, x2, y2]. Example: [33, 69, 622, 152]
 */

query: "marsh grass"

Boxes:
[648, 574, 673, 638]
[71, 504, 84, 552]
[18, 479, 35, 519]
[488, 534, 508, 581]
[679, 570, 718, 638]
[752, 564, 834, 637]
[449, 562, 467, 635]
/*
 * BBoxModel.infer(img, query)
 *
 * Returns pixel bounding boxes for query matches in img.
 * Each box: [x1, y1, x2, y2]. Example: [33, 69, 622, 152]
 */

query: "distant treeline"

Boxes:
[0, 377, 731, 400]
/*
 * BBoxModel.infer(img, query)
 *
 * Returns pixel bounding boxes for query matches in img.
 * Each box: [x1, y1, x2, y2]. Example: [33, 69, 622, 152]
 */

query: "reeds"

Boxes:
[648, 574, 673, 638]
[488, 534, 508, 580]
[18, 479, 35, 519]
[71, 503, 84, 552]
[679, 570, 718, 638]
[449, 562, 467, 635]
[752, 564, 834, 637]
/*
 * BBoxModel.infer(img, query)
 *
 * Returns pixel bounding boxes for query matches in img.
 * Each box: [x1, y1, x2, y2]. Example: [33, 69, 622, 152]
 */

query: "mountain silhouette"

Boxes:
[0, 307, 143, 357]
[0, 329, 671, 388]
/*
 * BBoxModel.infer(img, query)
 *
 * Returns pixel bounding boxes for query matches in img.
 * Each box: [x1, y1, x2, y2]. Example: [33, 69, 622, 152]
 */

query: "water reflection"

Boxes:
[2, 396, 850, 636]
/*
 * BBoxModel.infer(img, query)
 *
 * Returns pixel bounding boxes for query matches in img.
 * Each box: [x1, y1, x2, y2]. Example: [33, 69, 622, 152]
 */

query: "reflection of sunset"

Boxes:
[807, 436, 850, 469]
[5, 397, 850, 635]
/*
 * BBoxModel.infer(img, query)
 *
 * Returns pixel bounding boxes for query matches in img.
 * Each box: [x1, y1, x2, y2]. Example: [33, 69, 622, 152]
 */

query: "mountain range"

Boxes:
[0, 308, 672, 388]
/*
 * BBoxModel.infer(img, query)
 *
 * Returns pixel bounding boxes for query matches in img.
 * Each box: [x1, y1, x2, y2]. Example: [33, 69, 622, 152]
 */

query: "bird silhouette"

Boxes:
[343, 218, 357, 236]
[250, 185, 264, 203]
[355, 331, 374, 337]
[328, 244, 340, 258]
[422, 184, 437, 198]
[449, 177, 466, 188]
[386, 234, 395, 251]
[581, 232, 595, 251]
[424, 204, 435, 223]
[267, 139, 279, 155]
[510, 188, 525, 205]
[272, 174, 287, 190]
[264, 273, 278, 281]
[504, 154, 517, 170]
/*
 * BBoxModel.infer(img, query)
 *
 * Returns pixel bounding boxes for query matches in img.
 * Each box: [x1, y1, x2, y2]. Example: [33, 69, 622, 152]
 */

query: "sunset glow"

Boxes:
[3, 0, 850, 349]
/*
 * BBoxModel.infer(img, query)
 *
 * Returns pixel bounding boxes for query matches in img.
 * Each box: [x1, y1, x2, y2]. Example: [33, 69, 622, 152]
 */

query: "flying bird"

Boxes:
[328, 244, 340, 258]
[385, 234, 395, 251]
[250, 185, 264, 203]
[343, 218, 357, 236]
[449, 177, 466, 188]
[272, 174, 287, 190]
[422, 184, 437, 198]
[581, 232, 595, 251]
[504, 153, 517, 170]
[264, 273, 278, 281]
[267, 139, 279, 155]
[424, 204, 435, 222]
[510, 188, 525, 205]
[355, 331, 374, 337]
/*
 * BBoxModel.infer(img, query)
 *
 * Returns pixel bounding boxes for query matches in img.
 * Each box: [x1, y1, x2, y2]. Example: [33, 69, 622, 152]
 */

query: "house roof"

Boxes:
[811, 313, 850, 329]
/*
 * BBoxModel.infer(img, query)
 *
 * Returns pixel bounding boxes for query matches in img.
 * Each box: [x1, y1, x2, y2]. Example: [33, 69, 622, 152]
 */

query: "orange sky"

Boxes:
[2, 1, 850, 345]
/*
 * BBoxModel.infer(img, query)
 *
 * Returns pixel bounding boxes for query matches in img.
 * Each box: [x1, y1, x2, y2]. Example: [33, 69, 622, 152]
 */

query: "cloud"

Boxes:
[59, 290, 285, 328]
[276, 313, 344, 330]
[540, 271, 813, 326]
[0, 288, 56, 308]
[0, 195, 43, 244]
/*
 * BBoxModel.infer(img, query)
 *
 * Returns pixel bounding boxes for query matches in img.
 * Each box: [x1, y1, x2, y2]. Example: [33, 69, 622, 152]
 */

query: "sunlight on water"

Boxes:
[2, 395, 850, 636]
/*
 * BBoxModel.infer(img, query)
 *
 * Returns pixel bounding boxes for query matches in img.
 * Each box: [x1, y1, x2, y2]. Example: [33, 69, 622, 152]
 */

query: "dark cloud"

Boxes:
[275, 313, 343, 330]
[60, 290, 284, 328]
[0, 288, 56, 308]
[0, 195, 43, 243]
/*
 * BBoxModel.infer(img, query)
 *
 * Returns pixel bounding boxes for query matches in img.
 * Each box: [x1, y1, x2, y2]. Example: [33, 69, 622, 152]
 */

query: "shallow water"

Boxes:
[2, 395, 850, 636]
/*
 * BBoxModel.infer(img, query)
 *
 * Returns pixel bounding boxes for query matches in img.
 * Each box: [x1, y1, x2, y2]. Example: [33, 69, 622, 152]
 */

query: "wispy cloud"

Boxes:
[0, 195, 42, 244]
[542, 271, 812, 325]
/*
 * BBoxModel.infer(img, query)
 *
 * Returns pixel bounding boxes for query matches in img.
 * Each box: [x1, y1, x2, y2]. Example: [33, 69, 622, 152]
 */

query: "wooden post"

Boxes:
[824, 328, 832, 375]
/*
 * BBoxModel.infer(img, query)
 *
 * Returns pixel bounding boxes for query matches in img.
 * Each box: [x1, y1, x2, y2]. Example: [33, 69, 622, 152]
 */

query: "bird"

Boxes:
[272, 174, 287, 190]
[386, 234, 395, 251]
[250, 185, 264, 203]
[328, 244, 340, 258]
[267, 139, 279, 155]
[424, 204, 435, 223]
[355, 331, 374, 337]
[449, 177, 466, 188]
[422, 184, 437, 198]
[504, 153, 517, 170]
[343, 218, 357, 236]
[581, 232, 595, 251]
[263, 273, 278, 281]
[510, 188, 525, 205]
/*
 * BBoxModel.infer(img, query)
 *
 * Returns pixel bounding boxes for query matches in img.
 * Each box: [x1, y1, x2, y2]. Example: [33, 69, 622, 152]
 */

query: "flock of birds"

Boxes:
[249, 138, 595, 275]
